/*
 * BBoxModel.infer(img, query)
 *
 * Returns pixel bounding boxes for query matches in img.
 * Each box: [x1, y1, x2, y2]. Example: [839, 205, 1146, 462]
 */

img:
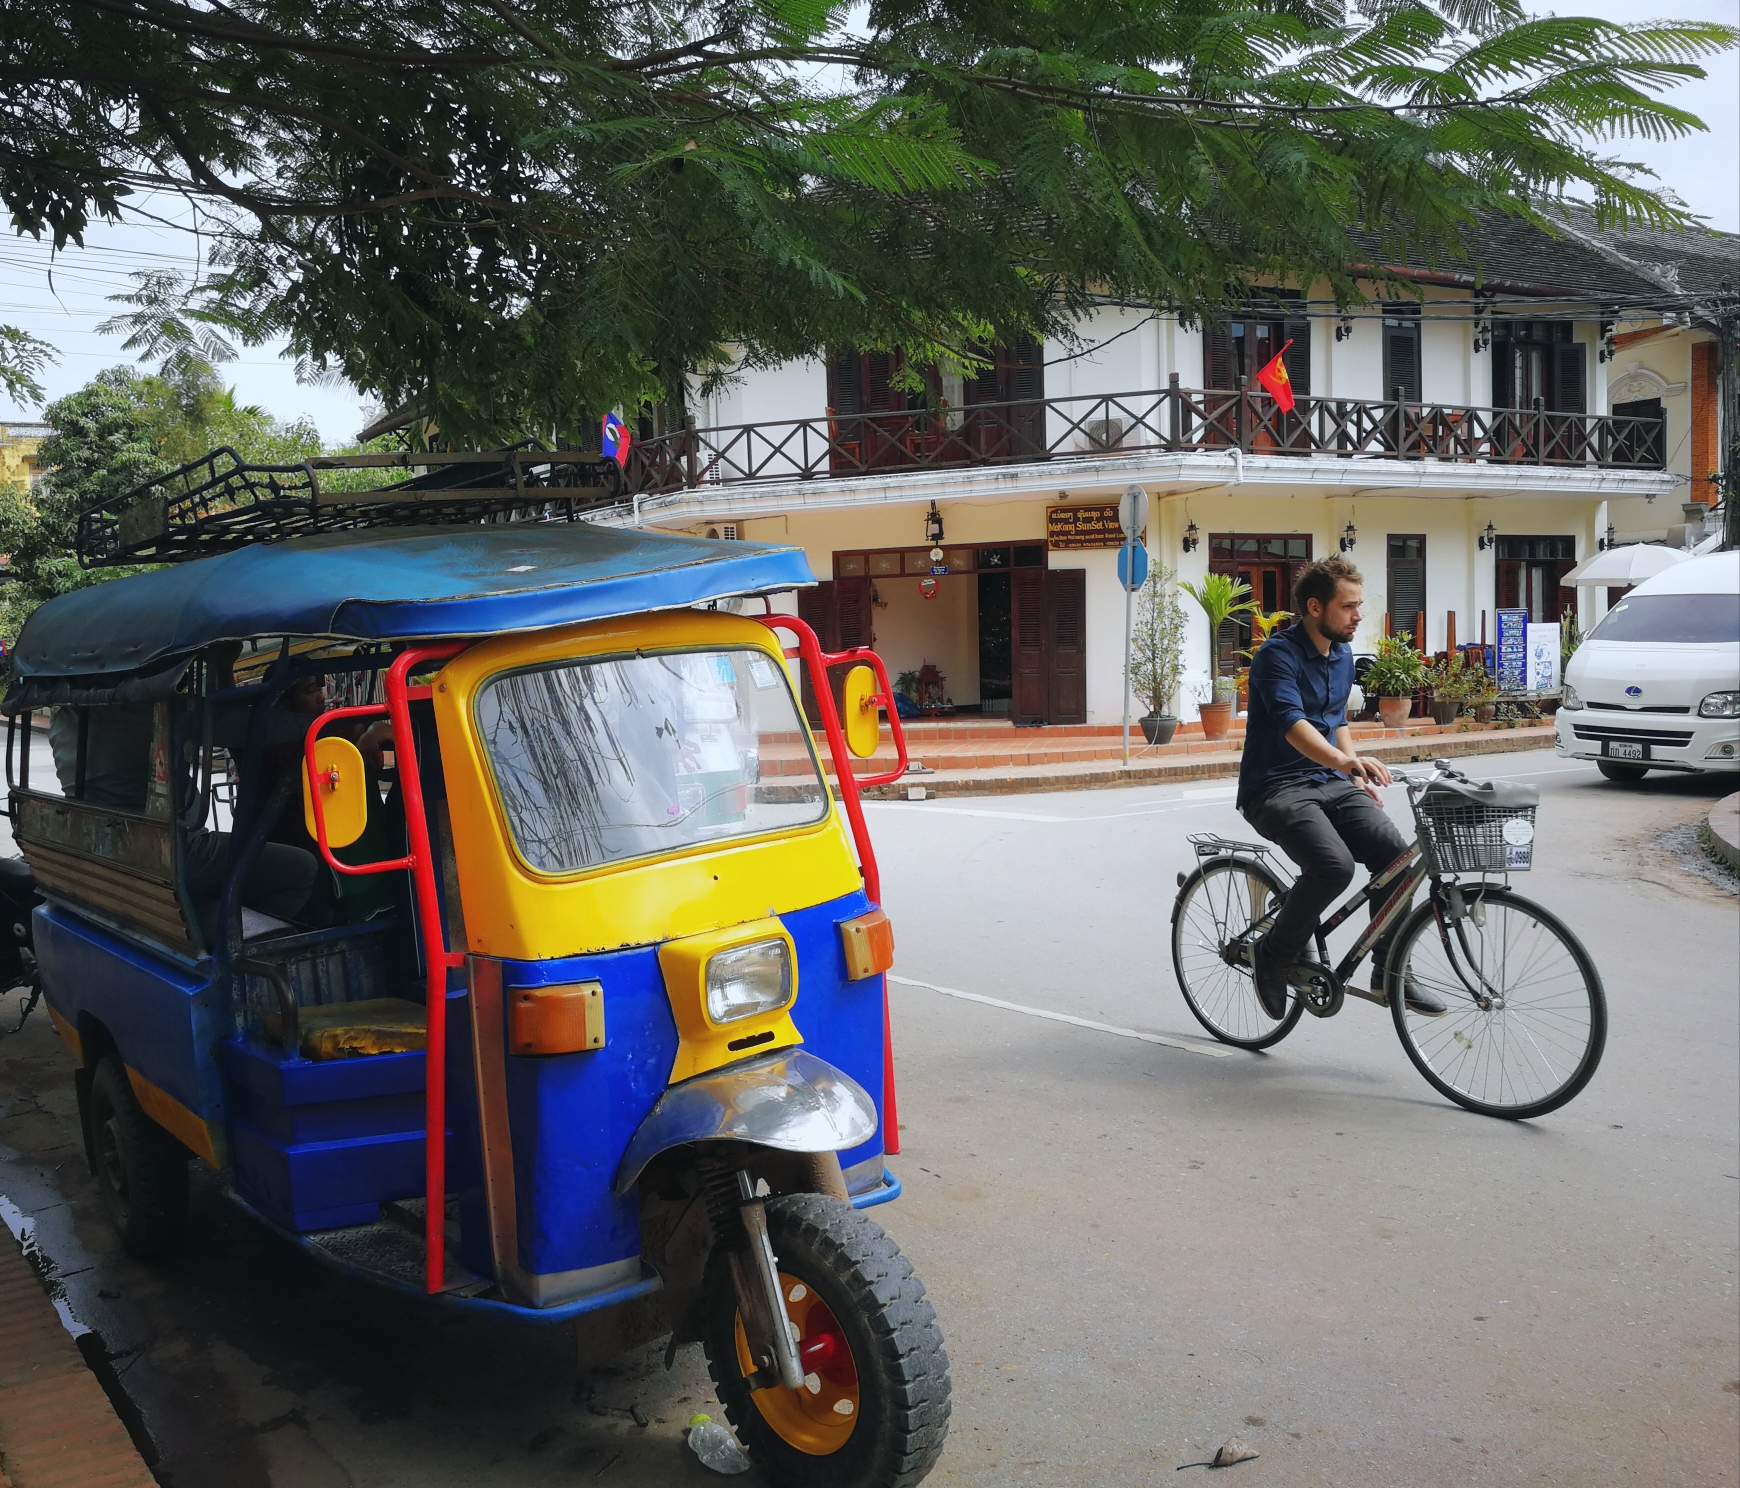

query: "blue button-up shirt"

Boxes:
[1236, 621, 1354, 810]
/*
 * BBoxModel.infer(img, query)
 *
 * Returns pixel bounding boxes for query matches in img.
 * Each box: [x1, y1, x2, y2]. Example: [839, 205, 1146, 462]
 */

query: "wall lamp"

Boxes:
[1182, 519, 1200, 554]
[1339, 520, 1358, 553]
[1477, 520, 1498, 552]
[1599, 522, 1618, 551]
[924, 501, 944, 546]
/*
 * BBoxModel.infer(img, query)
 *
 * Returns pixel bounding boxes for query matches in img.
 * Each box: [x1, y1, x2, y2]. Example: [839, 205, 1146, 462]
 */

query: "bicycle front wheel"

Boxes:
[1389, 888, 1606, 1119]
[1171, 857, 1303, 1050]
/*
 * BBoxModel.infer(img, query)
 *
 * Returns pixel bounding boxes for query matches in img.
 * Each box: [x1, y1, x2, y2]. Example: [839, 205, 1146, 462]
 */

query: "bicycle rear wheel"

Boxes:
[1388, 888, 1606, 1119]
[1171, 857, 1303, 1050]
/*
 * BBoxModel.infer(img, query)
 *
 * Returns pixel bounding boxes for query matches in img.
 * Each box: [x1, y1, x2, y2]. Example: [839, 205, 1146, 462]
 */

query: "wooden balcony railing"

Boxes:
[623, 375, 1667, 496]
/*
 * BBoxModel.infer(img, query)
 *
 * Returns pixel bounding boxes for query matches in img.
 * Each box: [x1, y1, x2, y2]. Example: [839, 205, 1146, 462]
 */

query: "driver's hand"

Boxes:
[1347, 754, 1393, 792]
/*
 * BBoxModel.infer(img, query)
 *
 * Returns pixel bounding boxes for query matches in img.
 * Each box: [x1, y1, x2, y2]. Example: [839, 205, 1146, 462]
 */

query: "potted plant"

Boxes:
[1181, 573, 1258, 742]
[1363, 632, 1426, 728]
[1235, 608, 1292, 715]
[1467, 668, 1499, 723]
[1424, 652, 1470, 725]
[1130, 563, 1188, 745]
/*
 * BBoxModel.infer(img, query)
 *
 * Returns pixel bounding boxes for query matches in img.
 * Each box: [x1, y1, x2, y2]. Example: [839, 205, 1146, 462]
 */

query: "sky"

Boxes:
[1, 0, 1735, 444]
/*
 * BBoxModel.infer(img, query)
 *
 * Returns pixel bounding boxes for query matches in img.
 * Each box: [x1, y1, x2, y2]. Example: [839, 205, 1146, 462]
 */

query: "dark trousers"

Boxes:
[184, 828, 317, 939]
[1243, 777, 1412, 972]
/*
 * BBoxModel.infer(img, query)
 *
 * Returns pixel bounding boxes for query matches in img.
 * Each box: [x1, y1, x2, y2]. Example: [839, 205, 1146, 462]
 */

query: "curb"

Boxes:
[860, 726, 1557, 800]
[1703, 792, 1740, 872]
[0, 1218, 157, 1488]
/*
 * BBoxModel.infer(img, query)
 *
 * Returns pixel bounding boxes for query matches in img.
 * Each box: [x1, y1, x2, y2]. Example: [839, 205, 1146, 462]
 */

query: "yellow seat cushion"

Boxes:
[263, 998, 427, 1060]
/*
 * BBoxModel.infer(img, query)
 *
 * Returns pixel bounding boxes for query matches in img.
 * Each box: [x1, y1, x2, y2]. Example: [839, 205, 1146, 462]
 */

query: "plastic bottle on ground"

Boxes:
[687, 1414, 752, 1475]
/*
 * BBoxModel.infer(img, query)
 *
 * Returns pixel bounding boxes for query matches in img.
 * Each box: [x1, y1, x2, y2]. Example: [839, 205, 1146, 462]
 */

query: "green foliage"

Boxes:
[0, 362, 335, 640]
[0, 326, 56, 408]
[1559, 609, 1583, 671]
[1180, 572, 1258, 679]
[1364, 631, 1428, 696]
[1, 0, 1731, 445]
[1424, 649, 1480, 700]
[1131, 562, 1188, 716]
[0, 369, 161, 639]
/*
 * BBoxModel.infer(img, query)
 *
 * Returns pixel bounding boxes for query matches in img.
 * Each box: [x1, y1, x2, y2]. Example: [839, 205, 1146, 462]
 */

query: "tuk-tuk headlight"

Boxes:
[705, 938, 793, 1023]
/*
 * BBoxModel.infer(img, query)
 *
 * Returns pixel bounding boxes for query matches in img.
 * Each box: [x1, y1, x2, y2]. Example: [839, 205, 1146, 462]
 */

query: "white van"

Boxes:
[1555, 549, 1740, 781]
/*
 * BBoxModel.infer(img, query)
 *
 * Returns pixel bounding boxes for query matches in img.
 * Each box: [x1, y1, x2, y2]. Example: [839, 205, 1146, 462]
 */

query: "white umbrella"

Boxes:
[1561, 544, 1688, 587]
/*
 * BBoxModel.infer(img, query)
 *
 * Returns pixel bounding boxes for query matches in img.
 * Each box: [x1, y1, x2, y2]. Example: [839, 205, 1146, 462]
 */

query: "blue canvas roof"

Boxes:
[11, 523, 814, 682]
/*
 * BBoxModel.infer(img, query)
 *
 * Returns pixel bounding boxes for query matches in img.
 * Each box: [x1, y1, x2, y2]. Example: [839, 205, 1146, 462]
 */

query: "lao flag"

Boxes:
[1255, 340, 1296, 412]
[601, 412, 631, 467]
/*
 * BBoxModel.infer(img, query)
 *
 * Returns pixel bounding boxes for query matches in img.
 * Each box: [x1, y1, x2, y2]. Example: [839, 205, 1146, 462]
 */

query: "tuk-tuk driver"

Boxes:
[1237, 555, 1446, 1021]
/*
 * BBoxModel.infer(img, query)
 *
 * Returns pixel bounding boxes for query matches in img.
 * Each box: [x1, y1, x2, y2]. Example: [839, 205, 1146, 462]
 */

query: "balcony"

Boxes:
[624, 378, 1666, 496]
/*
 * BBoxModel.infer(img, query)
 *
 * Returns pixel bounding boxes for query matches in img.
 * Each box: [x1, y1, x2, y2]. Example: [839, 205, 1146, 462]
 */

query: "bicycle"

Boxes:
[1169, 760, 1606, 1119]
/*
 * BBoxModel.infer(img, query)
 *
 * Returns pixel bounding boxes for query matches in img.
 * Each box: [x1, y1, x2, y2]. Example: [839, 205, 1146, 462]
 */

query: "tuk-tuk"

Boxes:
[5, 451, 948, 1488]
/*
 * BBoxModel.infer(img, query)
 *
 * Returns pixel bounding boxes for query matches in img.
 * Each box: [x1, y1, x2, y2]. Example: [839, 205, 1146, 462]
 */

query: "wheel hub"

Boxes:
[736, 1271, 861, 1455]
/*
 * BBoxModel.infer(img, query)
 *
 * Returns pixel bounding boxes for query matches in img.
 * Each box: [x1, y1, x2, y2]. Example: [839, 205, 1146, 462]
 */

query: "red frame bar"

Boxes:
[303, 643, 466, 1292]
[754, 614, 908, 1154]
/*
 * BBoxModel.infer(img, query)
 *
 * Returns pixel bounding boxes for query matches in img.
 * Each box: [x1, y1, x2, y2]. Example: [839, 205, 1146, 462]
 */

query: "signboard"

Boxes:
[1527, 623, 1560, 693]
[1496, 608, 1529, 691]
[1047, 503, 1124, 549]
[1117, 542, 1149, 592]
[1119, 484, 1149, 538]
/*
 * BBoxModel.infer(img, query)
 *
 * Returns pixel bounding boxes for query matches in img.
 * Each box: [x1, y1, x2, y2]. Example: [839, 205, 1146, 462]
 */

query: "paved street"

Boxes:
[2, 749, 1736, 1486]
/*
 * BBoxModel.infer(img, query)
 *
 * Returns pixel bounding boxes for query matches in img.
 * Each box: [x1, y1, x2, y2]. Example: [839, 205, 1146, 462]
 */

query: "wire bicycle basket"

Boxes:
[1412, 789, 1537, 874]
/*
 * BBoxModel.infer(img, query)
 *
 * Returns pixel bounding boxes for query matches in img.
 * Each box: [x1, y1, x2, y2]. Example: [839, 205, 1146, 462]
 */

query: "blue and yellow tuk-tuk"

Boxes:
[6, 451, 947, 1487]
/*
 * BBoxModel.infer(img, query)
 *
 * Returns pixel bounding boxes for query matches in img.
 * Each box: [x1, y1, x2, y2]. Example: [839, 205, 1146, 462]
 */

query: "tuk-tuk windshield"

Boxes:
[477, 647, 829, 874]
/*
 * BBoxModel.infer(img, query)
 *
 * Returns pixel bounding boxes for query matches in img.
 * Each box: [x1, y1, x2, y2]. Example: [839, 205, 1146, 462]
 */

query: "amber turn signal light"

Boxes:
[839, 908, 894, 981]
[510, 982, 605, 1055]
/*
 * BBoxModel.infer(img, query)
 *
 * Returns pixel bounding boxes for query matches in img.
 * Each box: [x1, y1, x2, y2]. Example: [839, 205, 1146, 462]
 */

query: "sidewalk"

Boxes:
[851, 719, 1559, 799]
[0, 1216, 155, 1488]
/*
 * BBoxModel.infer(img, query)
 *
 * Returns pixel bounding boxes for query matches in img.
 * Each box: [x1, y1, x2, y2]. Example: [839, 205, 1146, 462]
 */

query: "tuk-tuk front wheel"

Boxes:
[701, 1193, 950, 1488]
[89, 1055, 189, 1259]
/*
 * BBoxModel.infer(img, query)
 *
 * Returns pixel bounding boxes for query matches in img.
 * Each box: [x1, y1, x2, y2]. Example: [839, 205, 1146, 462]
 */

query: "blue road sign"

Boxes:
[1118, 541, 1149, 592]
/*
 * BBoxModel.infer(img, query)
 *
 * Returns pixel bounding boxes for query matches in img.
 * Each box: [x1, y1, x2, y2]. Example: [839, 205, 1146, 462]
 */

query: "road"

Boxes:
[2, 750, 1736, 1486]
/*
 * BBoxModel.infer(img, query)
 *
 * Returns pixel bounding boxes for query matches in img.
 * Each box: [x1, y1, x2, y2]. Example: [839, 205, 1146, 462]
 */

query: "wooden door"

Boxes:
[796, 582, 837, 725]
[1044, 569, 1087, 725]
[1011, 568, 1047, 723]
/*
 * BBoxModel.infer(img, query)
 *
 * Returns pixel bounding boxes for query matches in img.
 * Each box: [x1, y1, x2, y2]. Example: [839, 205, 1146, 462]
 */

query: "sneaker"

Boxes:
[1252, 940, 1292, 1021]
[1373, 968, 1448, 1018]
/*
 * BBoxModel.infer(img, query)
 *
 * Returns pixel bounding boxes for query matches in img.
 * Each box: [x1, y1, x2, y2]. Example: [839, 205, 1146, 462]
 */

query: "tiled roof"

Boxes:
[1347, 212, 1675, 299]
[1545, 201, 1740, 300]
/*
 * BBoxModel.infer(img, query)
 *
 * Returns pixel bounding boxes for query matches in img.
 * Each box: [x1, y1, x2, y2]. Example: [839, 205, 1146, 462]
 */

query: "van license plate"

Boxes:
[1608, 741, 1645, 761]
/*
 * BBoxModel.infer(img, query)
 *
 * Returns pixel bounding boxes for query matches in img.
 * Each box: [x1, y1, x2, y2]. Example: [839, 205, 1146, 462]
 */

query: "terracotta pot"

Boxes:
[1140, 714, 1180, 746]
[1198, 701, 1234, 741]
[1430, 697, 1462, 725]
[1377, 695, 1413, 729]
[1474, 703, 1497, 723]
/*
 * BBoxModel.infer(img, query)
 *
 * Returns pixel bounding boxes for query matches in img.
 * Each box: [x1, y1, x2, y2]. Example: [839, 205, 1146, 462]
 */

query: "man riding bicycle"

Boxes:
[1237, 555, 1446, 1022]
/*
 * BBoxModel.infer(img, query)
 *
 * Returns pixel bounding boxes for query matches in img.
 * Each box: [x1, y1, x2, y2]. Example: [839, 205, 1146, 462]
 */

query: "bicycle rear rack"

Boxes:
[1187, 832, 1273, 861]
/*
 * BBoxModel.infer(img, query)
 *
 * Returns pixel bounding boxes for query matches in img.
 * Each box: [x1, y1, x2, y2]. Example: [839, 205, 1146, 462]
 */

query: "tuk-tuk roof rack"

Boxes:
[76, 444, 623, 569]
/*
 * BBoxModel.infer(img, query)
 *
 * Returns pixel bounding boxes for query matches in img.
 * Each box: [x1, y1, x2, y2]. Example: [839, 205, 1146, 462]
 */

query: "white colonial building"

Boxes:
[612, 215, 1735, 725]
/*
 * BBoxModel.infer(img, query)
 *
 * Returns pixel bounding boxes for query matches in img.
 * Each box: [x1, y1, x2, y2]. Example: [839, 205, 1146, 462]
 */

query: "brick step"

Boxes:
[759, 717, 1533, 778]
[856, 725, 1559, 799]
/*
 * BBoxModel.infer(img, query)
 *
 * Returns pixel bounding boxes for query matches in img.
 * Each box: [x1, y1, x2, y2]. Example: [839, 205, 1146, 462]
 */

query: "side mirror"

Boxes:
[841, 665, 882, 759]
[303, 735, 369, 849]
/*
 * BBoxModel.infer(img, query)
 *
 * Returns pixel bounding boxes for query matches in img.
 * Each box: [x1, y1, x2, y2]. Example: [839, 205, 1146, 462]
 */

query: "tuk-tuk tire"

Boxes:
[701, 1193, 950, 1488]
[89, 1056, 189, 1260]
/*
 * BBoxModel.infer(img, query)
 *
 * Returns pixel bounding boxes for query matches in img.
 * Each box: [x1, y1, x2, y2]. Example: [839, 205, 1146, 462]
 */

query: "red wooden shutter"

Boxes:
[1011, 568, 1047, 723]
[796, 582, 838, 725]
[1203, 324, 1237, 390]
[836, 576, 872, 651]
[1044, 568, 1087, 725]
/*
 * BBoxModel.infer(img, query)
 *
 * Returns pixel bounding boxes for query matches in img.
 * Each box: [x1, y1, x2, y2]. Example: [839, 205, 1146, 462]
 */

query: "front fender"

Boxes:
[614, 1048, 877, 1196]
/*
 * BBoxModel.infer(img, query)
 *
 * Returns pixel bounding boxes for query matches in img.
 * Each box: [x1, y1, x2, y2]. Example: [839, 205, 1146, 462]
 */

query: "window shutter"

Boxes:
[836, 577, 872, 651]
[1282, 316, 1311, 398]
[1044, 569, 1087, 725]
[826, 351, 861, 416]
[864, 351, 897, 414]
[1009, 333, 1045, 403]
[1011, 568, 1047, 723]
[1384, 331, 1421, 403]
[1553, 343, 1586, 414]
[1203, 324, 1237, 390]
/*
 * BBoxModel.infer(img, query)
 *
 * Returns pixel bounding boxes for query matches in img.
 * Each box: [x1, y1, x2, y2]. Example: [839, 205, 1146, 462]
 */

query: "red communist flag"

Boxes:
[1254, 340, 1296, 412]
